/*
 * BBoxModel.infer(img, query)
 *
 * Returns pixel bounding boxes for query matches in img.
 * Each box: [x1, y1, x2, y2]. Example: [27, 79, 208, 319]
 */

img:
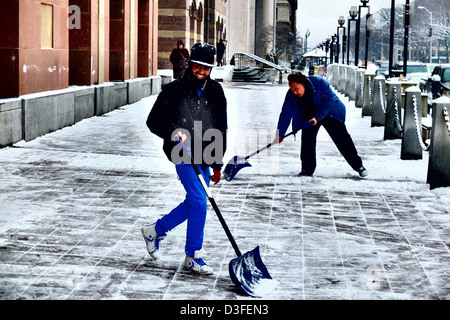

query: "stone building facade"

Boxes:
[158, 0, 227, 70]
[0, 0, 158, 98]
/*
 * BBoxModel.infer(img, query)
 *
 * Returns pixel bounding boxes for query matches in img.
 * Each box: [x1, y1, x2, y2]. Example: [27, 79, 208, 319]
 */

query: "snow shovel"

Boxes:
[223, 130, 298, 181]
[176, 137, 273, 297]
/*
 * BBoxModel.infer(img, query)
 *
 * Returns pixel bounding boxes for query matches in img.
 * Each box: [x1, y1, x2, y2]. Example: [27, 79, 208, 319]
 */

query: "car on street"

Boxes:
[392, 61, 431, 85]
[420, 63, 450, 108]
[375, 60, 389, 78]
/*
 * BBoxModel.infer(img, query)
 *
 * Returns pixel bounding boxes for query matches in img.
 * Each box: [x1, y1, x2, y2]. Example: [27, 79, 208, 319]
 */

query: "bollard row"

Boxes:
[326, 64, 450, 189]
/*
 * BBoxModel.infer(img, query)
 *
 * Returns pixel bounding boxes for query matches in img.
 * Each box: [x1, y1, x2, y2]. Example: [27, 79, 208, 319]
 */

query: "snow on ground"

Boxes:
[0, 78, 449, 301]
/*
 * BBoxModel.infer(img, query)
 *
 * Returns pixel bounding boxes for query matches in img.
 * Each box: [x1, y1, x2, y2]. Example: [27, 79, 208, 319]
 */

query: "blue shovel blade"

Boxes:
[228, 246, 273, 297]
[223, 156, 252, 181]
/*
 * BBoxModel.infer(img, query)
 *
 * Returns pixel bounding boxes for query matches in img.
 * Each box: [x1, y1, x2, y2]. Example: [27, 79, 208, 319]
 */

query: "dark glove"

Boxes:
[210, 169, 221, 185]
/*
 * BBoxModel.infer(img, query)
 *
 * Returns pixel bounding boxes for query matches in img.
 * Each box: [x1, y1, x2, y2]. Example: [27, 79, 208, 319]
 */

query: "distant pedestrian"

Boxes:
[143, 43, 227, 275]
[216, 39, 225, 66]
[275, 73, 368, 177]
[170, 40, 189, 79]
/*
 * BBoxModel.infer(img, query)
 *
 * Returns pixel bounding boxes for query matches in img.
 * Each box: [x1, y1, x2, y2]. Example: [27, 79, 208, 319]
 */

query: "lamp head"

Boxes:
[349, 6, 358, 18]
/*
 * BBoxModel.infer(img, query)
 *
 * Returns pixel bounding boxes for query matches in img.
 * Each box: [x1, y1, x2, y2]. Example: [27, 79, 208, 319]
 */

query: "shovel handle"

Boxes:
[244, 130, 296, 161]
[190, 159, 243, 257]
[175, 137, 243, 257]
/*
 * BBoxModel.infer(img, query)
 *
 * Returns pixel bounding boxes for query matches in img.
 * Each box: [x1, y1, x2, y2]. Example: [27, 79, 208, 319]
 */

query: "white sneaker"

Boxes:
[183, 252, 213, 275]
[141, 223, 166, 260]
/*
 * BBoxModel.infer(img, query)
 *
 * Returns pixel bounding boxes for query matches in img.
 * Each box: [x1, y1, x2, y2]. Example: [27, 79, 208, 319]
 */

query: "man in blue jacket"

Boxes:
[276, 73, 367, 177]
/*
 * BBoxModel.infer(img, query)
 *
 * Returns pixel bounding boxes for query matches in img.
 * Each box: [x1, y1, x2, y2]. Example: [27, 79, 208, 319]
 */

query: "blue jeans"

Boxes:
[155, 163, 210, 257]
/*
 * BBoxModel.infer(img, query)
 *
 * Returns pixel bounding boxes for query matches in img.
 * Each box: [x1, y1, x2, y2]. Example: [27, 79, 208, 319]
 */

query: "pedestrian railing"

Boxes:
[326, 63, 449, 189]
[232, 52, 284, 84]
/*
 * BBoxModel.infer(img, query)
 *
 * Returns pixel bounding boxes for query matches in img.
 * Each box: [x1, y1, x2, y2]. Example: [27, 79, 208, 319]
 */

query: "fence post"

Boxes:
[371, 75, 386, 127]
[401, 86, 423, 160]
[362, 71, 375, 117]
[427, 96, 450, 189]
[384, 81, 403, 140]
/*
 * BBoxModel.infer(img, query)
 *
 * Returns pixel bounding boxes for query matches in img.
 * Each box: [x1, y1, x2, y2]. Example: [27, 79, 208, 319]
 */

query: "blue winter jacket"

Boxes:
[277, 76, 346, 137]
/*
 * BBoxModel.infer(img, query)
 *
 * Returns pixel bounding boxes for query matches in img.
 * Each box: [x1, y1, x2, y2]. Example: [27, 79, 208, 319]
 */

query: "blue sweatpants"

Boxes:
[155, 163, 210, 257]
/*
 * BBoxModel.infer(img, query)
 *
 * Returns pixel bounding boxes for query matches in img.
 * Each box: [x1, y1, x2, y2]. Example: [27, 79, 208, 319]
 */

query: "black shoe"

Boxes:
[298, 170, 313, 176]
[357, 167, 368, 177]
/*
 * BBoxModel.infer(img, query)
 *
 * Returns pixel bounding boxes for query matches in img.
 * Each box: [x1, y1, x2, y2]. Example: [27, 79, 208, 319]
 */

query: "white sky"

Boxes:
[297, 0, 395, 49]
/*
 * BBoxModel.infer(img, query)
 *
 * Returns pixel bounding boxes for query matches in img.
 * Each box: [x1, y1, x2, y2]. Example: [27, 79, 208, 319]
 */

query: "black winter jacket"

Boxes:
[147, 68, 227, 170]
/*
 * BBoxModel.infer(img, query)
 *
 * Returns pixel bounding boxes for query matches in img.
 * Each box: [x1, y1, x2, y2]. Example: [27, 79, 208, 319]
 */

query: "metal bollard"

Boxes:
[384, 81, 403, 140]
[371, 76, 386, 127]
[362, 71, 375, 117]
[355, 69, 365, 109]
[426, 96, 450, 189]
[401, 86, 423, 160]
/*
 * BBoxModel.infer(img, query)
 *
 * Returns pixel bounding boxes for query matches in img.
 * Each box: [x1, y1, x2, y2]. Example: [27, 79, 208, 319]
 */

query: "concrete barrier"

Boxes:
[362, 71, 375, 117]
[384, 81, 403, 140]
[126, 77, 157, 104]
[0, 98, 22, 147]
[355, 69, 365, 109]
[113, 82, 128, 109]
[348, 66, 357, 101]
[127, 78, 145, 104]
[160, 75, 172, 88]
[401, 86, 423, 160]
[427, 97, 450, 189]
[0, 76, 162, 147]
[74, 87, 95, 123]
[22, 89, 75, 142]
[95, 83, 115, 116]
[371, 76, 386, 127]
[152, 76, 162, 95]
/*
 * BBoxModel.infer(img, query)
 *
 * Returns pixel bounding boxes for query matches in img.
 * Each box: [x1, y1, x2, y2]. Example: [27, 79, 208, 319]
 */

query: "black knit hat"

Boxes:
[287, 73, 308, 85]
[189, 42, 216, 68]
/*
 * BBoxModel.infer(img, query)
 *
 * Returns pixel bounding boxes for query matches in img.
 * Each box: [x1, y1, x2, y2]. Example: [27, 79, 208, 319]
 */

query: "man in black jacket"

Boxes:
[142, 43, 227, 275]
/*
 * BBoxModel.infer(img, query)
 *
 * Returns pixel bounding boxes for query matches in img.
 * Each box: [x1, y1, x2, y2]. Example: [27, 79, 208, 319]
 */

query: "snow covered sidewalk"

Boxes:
[0, 80, 449, 302]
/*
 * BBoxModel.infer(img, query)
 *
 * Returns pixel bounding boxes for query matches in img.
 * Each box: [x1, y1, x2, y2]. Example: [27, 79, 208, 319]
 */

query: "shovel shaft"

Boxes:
[244, 130, 296, 161]
[189, 158, 243, 257]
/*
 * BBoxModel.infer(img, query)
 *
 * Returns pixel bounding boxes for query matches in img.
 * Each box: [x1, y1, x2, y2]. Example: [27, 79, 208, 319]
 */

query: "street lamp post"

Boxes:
[388, 0, 395, 77]
[304, 29, 310, 54]
[418, 6, 433, 63]
[331, 34, 337, 64]
[337, 16, 346, 64]
[355, 0, 370, 68]
[325, 37, 331, 66]
[347, 6, 358, 66]
[365, 13, 373, 69]
[403, 0, 411, 76]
